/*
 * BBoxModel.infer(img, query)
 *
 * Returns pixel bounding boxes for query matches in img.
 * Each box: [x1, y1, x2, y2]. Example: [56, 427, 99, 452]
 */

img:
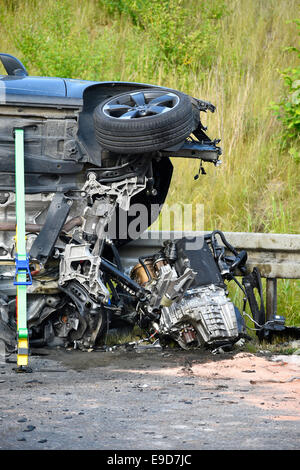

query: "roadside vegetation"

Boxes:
[0, 0, 299, 326]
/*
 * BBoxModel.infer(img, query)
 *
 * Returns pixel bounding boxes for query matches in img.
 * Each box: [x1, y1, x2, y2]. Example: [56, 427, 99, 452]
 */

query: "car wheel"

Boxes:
[93, 88, 195, 154]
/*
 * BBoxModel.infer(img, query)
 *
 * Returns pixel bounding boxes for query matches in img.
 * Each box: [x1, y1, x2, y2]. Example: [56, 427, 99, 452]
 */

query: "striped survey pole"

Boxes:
[14, 129, 32, 371]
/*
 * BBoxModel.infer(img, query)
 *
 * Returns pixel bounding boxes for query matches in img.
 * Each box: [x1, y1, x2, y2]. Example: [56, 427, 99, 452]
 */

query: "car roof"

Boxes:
[0, 73, 101, 107]
[0, 74, 67, 97]
[0, 55, 168, 107]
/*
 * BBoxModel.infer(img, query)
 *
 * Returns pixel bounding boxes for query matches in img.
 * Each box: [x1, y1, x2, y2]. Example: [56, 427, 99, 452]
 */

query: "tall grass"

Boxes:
[0, 0, 299, 323]
[166, 1, 300, 235]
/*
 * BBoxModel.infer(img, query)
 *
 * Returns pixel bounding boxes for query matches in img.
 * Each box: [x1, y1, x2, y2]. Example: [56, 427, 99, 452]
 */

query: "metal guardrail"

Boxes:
[119, 231, 300, 321]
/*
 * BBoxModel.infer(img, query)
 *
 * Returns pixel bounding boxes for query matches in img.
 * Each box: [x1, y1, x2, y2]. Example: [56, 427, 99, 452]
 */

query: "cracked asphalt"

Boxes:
[0, 346, 299, 450]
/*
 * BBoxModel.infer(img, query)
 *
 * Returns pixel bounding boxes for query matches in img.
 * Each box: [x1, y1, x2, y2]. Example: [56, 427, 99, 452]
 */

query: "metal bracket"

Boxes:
[29, 192, 72, 263]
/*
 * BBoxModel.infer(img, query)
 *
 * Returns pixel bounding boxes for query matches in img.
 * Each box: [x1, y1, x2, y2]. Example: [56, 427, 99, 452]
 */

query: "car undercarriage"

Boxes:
[0, 53, 287, 358]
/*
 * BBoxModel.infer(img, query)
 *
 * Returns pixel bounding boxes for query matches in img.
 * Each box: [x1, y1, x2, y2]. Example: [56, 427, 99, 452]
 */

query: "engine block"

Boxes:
[158, 284, 240, 349]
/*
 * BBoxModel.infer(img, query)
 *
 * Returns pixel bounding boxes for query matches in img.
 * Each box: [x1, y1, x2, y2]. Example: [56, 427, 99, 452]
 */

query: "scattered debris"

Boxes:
[250, 376, 300, 385]
[23, 425, 36, 432]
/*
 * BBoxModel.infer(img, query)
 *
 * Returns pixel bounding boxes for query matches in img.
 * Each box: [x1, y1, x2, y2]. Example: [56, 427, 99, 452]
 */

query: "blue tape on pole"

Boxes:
[13, 255, 32, 286]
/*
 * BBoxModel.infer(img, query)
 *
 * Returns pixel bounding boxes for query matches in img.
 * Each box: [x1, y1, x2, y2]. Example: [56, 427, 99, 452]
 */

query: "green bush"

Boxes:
[272, 19, 300, 161]
[98, 0, 228, 73]
[1, 0, 226, 83]
[3, 0, 99, 79]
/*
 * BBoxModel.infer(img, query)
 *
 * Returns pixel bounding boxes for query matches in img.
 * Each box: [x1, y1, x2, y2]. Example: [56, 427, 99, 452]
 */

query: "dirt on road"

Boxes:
[0, 345, 299, 450]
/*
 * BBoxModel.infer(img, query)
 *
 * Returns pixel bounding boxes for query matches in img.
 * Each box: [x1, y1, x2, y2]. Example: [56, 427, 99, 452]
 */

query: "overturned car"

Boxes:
[0, 53, 267, 355]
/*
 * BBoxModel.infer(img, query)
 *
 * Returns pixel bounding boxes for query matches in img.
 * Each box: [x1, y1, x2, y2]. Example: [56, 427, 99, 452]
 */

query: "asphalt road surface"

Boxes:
[0, 345, 299, 451]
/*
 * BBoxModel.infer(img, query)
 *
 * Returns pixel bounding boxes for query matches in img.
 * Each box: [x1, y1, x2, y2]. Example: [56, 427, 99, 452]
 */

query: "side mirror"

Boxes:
[0, 53, 28, 77]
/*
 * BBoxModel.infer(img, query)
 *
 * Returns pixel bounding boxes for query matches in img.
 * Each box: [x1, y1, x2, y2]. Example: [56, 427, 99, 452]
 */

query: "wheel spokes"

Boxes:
[148, 93, 175, 107]
[119, 109, 140, 119]
[147, 105, 170, 114]
[103, 91, 178, 120]
[130, 92, 146, 107]
[104, 104, 132, 117]
[106, 104, 131, 112]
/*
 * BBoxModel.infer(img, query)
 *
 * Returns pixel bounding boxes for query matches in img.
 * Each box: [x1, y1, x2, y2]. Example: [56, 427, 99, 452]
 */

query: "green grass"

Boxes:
[0, 0, 299, 325]
[243, 339, 299, 355]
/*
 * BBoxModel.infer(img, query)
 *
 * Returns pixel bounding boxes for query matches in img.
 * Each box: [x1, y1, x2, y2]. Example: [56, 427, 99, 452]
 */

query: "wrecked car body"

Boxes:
[0, 53, 283, 356]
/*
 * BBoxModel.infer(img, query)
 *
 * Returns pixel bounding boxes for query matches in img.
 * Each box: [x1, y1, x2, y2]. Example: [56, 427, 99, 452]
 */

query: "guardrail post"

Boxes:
[266, 278, 277, 321]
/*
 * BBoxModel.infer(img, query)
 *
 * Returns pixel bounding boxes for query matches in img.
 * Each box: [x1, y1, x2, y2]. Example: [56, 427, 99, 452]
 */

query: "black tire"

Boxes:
[93, 88, 195, 154]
